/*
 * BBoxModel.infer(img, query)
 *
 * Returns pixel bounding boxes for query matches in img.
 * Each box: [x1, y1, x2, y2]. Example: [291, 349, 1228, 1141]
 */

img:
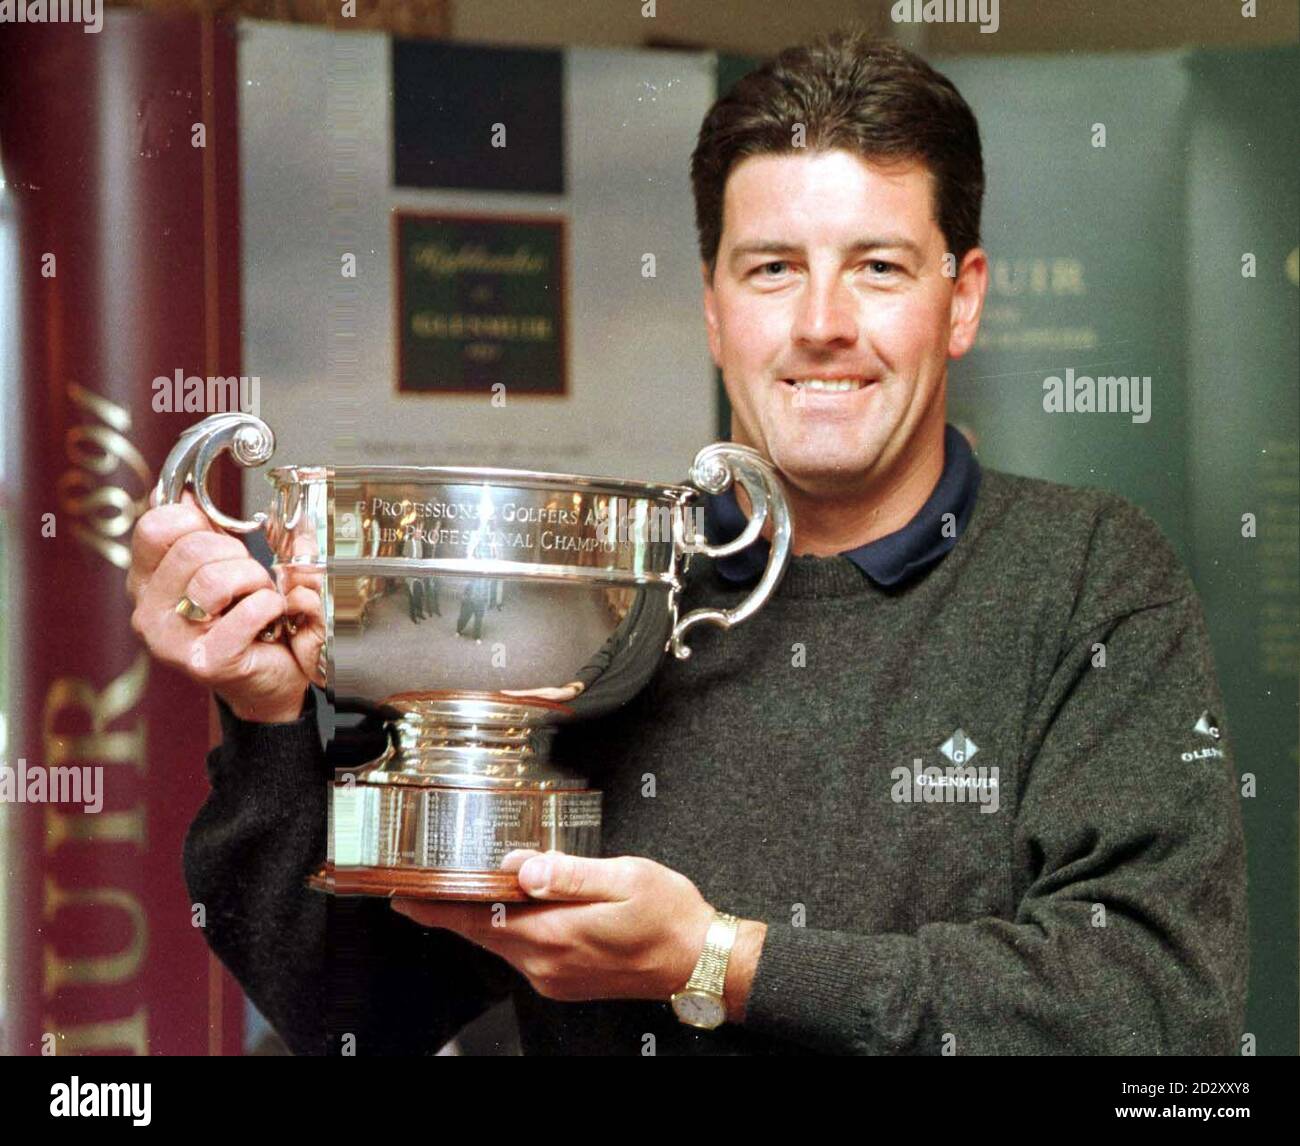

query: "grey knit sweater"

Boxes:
[184, 464, 1248, 1055]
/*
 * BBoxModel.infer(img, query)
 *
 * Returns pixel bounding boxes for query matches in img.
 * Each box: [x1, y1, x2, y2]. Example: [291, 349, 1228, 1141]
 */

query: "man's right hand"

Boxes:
[127, 489, 322, 724]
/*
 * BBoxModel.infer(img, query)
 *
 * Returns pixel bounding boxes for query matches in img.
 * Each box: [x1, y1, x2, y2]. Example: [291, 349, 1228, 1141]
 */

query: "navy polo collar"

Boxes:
[702, 422, 982, 587]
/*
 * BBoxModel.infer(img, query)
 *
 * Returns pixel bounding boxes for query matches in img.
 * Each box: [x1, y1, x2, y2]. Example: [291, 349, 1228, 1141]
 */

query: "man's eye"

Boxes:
[756, 261, 789, 277]
[867, 260, 897, 275]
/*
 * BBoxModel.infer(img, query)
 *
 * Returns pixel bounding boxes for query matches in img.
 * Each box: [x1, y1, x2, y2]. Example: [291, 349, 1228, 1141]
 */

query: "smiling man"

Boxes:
[160, 30, 1247, 1056]
[702, 146, 978, 550]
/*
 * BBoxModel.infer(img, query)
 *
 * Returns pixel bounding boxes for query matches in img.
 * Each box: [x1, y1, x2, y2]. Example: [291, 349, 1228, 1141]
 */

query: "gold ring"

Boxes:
[258, 619, 283, 643]
[284, 617, 300, 637]
[175, 595, 212, 623]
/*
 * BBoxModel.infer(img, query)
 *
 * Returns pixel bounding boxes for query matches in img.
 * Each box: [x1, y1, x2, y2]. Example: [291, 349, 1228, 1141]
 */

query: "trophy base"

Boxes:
[308, 863, 532, 902]
[316, 776, 603, 901]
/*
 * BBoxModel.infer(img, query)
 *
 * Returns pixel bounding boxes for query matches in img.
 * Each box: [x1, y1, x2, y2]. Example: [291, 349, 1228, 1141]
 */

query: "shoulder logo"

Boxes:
[1193, 710, 1221, 740]
[939, 728, 979, 764]
[1182, 710, 1225, 762]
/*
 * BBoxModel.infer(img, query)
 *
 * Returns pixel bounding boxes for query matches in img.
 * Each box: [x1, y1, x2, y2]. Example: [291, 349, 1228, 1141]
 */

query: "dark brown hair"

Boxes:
[691, 30, 984, 277]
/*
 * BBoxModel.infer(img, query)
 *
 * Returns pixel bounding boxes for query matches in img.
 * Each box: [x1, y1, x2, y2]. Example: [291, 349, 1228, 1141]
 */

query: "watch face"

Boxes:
[673, 991, 726, 1029]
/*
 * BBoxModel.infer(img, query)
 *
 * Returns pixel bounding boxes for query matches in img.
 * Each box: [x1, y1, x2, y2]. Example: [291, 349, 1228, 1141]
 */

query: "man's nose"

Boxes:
[791, 275, 858, 347]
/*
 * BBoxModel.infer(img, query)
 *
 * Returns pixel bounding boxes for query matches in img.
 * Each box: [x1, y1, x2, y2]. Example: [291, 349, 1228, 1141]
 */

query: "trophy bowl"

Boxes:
[157, 413, 791, 900]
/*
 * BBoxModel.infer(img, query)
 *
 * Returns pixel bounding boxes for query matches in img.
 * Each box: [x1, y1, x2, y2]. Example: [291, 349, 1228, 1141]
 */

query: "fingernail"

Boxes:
[524, 858, 552, 893]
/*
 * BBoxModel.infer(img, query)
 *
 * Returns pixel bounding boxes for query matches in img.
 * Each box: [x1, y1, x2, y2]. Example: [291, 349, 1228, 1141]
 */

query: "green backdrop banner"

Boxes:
[1182, 45, 1299, 1059]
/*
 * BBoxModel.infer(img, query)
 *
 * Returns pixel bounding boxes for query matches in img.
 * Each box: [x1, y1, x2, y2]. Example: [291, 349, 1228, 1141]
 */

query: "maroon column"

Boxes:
[0, 10, 245, 1055]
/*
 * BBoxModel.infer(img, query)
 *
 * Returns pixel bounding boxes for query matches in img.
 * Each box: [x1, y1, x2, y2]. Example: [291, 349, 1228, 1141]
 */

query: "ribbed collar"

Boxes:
[702, 423, 982, 588]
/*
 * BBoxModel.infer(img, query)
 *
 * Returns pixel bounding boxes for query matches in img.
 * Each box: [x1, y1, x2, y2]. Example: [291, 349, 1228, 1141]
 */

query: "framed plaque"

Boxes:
[395, 212, 567, 397]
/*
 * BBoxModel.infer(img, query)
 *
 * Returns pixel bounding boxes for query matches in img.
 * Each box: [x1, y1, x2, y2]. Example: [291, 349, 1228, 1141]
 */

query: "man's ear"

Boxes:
[701, 260, 722, 369]
[948, 247, 989, 360]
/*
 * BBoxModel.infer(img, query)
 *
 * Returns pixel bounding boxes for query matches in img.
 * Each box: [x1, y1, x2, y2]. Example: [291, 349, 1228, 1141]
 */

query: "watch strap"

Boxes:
[684, 911, 740, 997]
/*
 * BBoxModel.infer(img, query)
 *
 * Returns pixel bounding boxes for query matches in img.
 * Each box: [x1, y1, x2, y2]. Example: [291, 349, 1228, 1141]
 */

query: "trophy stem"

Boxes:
[360, 695, 585, 789]
[314, 695, 601, 900]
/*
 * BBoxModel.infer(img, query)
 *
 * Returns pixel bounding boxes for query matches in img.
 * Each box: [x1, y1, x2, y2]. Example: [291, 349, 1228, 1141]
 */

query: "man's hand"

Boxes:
[391, 851, 767, 1022]
[126, 488, 325, 723]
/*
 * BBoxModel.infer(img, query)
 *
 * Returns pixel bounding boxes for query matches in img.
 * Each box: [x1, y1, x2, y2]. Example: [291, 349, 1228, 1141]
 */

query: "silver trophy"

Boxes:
[158, 414, 791, 900]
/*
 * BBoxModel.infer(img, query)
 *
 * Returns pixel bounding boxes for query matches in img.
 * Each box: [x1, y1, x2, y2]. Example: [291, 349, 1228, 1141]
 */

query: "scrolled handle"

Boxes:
[669, 443, 792, 659]
[154, 412, 276, 533]
[155, 413, 283, 642]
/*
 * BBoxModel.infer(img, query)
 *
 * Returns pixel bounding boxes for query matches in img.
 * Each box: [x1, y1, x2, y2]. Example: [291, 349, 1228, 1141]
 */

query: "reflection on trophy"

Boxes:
[157, 414, 792, 901]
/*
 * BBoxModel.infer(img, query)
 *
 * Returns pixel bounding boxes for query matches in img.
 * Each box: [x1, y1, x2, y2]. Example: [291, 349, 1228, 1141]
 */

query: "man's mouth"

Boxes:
[782, 377, 875, 392]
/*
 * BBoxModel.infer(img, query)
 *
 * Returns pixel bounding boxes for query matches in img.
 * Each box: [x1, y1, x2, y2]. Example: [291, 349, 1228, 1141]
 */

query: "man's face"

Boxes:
[702, 149, 985, 498]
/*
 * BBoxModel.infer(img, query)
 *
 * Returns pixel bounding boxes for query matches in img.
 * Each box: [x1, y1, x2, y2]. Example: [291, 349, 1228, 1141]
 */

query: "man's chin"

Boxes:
[766, 449, 885, 496]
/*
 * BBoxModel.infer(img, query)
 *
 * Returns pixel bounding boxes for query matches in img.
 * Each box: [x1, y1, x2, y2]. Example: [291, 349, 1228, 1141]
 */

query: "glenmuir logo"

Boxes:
[1193, 710, 1221, 740]
[1183, 710, 1225, 762]
[50, 1076, 151, 1126]
[939, 727, 979, 765]
[891, 756, 1000, 814]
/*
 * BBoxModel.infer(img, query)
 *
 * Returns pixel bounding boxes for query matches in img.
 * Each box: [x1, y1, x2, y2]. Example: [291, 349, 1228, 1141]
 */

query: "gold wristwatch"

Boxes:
[670, 911, 740, 1030]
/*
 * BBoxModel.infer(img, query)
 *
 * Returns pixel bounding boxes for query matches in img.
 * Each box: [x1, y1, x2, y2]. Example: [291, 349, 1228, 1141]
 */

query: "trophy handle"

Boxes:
[155, 413, 283, 642]
[669, 443, 792, 660]
[155, 412, 276, 533]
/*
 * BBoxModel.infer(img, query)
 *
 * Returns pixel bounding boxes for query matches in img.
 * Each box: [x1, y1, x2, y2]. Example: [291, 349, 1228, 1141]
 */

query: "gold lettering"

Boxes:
[43, 652, 149, 774]
[65, 423, 150, 485]
[410, 242, 546, 277]
[42, 877, 149, 994]
[68, 380, 131, 433]
[67, 526, 131, 570]
[41, 1007, 149, 1056]
[44, 804, 147, 852]
[61, 383, 150, 568]
[411, 311, 554, 343]
[57, 469, 142, 571]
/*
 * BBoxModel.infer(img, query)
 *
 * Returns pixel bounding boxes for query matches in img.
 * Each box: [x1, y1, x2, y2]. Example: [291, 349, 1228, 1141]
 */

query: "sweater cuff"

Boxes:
[742, 923, 899, 1053]
[208, 688, 331, 796]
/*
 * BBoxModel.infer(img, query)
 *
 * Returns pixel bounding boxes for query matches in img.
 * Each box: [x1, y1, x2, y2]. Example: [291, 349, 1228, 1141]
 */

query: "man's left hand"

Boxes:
[391, 851, 763, 1017]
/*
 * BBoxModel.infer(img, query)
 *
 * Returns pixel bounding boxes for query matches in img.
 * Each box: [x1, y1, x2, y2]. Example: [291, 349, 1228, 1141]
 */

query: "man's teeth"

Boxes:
[788, 378, 867, 392]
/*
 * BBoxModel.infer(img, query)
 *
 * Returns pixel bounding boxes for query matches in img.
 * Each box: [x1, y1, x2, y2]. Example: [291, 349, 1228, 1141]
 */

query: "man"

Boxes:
[129, 31, 1247, 1055]
[455, 577, 492, 640]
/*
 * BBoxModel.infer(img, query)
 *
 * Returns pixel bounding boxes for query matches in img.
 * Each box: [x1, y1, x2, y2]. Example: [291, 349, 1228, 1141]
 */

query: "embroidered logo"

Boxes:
[891, 757, 1000, 814]
[939, 728, 979, 765]
[1182, 710, 1225, 762]
[1193, 710, 1221, 740]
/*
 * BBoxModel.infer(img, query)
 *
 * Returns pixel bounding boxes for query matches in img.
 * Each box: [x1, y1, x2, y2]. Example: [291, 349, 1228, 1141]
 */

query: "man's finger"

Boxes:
[391, 898, 503, 934]
[500, 849, 542, 873]
[284, 584, 326, 684]
[129, 493, 220, 588]
[180, 556, 277, 620]
[140, 529, 248, 606]
[199, 587, 286, 664]
[516, 853, 635, 902]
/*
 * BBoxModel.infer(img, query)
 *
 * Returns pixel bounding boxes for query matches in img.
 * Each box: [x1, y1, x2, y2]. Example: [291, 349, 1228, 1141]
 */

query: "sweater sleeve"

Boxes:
[183, 688, 523, 1056]
[740, 504, 1249, 1056]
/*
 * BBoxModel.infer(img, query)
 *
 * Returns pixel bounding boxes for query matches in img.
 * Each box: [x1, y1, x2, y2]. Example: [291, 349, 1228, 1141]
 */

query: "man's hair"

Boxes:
[690, 30, 985, 277]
